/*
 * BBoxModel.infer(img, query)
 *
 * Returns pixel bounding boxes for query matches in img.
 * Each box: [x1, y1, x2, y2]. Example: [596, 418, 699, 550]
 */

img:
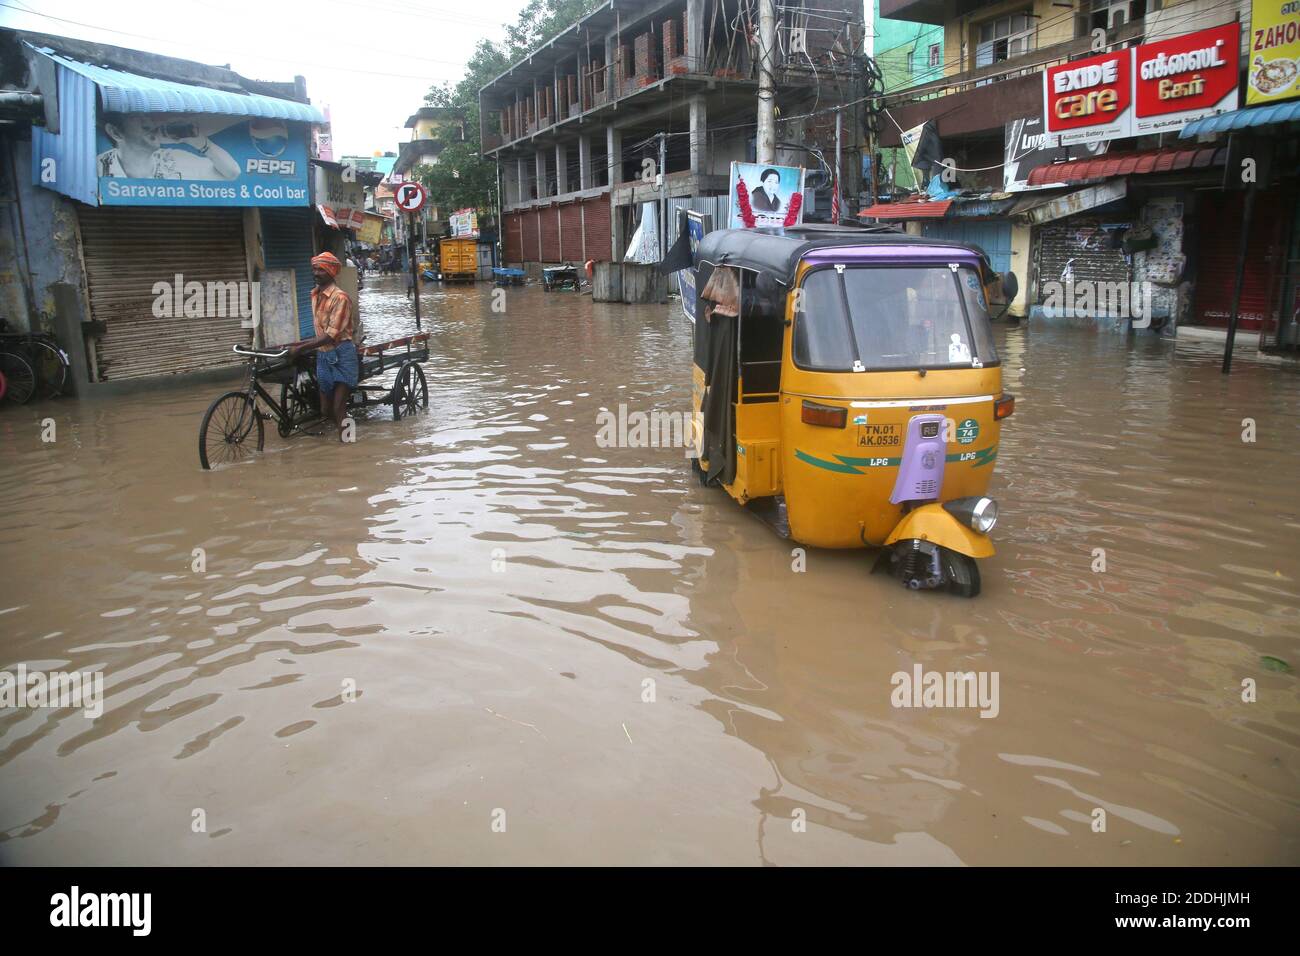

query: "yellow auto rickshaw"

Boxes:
[686, 224, 1017, 597]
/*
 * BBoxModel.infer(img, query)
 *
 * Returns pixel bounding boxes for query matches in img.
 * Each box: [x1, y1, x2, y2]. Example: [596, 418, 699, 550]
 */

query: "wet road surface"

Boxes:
[1, 275, 1297, 865]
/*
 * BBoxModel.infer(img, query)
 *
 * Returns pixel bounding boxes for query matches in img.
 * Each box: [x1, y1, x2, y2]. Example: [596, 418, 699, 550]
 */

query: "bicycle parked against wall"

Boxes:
[0, 318, 71, 404]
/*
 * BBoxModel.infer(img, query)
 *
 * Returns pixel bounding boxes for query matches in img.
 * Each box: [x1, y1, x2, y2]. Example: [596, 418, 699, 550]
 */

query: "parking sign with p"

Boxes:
[395, 182, 427, 213]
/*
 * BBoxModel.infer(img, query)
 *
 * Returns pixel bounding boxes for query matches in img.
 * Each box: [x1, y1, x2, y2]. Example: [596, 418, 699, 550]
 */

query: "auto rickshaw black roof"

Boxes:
[694, 224, 995, 288]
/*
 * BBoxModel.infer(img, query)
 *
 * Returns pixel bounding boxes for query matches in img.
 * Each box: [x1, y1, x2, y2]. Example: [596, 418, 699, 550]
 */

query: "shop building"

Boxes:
[862, 0, 1300, 347]
[0, 29, 329, 386]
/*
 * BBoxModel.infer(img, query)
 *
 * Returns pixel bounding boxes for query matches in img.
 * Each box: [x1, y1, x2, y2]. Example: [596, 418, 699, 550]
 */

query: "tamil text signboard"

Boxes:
[1044, 23, 1242, 145]
[1134, 21, 1240, 135]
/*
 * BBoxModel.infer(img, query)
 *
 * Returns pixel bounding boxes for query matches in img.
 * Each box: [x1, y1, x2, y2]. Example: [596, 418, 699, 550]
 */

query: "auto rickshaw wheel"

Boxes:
[940, 548, 981, 598]
[690, 456, 710, 486]
[888, 540, 981, 598]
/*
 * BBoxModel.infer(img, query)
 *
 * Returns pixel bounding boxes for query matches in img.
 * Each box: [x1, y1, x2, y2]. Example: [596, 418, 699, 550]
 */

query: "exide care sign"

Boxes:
[1134, 21, 1240, 134]
[1044, 49, 1133, 146]
[1044, 23, 1241, 145]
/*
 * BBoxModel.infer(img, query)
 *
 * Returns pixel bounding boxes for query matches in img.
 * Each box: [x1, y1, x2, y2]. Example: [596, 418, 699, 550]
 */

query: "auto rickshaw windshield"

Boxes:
[794, 264, 999, 372]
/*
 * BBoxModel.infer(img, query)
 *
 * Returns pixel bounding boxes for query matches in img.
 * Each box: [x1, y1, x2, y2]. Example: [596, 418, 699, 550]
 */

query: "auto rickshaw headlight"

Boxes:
[944, 496, 998, 534]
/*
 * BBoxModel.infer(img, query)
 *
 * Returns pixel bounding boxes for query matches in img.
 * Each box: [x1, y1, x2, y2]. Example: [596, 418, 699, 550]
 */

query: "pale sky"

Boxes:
[0, 0, 530, 157]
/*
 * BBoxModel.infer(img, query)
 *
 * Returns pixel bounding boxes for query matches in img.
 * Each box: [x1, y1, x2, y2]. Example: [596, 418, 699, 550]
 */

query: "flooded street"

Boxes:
[1, 274, 1297, 866]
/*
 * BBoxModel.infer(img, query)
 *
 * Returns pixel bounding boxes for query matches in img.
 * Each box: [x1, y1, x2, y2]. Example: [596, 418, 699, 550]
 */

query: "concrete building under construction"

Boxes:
[478, 0, 869, 301]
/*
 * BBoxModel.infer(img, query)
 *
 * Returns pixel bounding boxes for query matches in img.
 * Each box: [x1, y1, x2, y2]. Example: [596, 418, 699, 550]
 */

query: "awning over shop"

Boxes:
[1027, 146, 1225, 186]
[318, 204, 365, 231]
[31, 46, 325, 123]
[859, 198, 953, 220]
[1179, 100, 1300, 139]
[1011, 180, 1128, 225]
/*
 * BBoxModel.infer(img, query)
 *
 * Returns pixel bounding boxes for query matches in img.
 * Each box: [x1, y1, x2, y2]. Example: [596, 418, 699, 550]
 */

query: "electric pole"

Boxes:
[756, 0, 776, 164]
[658, 131, 668, 254]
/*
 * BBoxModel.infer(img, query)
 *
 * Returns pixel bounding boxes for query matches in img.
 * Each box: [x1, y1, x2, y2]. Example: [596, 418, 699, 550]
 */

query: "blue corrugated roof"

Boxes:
[31, 62, 99, 206]
[1179, 100, 1300, 138]
[33, 47, 325, 124]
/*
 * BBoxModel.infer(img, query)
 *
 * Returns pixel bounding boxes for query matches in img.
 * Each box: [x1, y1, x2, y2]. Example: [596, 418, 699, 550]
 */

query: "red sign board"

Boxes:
[394, 181, 427, 213]
[1133, 21, 1240, 134]
[1044, 49, 1133, 146]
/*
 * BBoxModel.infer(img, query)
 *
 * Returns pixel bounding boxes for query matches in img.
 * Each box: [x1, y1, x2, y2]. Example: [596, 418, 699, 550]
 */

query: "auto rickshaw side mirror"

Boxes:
[1000, 271, 1019, 302]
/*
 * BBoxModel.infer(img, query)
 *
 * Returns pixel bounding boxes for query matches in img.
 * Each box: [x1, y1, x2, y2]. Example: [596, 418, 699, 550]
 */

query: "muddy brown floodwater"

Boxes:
[1, 274, 1298, 865]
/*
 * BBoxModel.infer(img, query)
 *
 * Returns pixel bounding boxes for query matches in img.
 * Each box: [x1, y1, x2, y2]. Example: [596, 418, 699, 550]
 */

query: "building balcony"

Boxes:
[880, 17, 1147, 142]
[878, 0, 986, 24]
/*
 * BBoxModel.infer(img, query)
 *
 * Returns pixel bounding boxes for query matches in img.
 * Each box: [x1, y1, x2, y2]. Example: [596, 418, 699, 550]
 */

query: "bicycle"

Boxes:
[0, 318, 70, 401]
[198, 335, 429, 470]
[0, 348, 36, 405]
[198, 345, 323, 470]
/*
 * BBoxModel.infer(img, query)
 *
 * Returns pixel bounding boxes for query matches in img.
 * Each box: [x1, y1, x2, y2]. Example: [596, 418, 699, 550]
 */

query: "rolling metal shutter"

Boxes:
[1035, 216, 1130, 291]
[522, 210, 540, 260]
[922, 220, 1013, 273]
[560, 204, 583, 262]
[581, 195, 611, 262]
[504, 213, 523, 262]
[1193, 191, 1280, 331]
[78, 207, 251, 381]
[261, 208, 315, 337]
[540, 206, 561, 262]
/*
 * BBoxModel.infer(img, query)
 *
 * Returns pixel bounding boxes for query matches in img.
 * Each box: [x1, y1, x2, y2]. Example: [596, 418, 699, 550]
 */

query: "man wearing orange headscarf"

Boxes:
[288, 251, 357, 438]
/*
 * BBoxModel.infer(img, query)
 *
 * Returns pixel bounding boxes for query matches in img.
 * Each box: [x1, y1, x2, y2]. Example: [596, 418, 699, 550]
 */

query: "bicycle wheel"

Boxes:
[199, 391, 264, 470]
[0, 350, 36, 405]
[28, 339, 69, 398]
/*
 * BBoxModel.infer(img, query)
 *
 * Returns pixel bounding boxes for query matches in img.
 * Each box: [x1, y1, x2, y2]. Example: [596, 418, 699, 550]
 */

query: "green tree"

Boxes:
[417, 1, 601, 217]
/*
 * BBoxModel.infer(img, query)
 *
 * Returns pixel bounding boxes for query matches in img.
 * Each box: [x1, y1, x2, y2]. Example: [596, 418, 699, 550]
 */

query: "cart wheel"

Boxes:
[392, 362, 428, 420]
[0, 349, 36, 405]
[199, 391, 264, 470]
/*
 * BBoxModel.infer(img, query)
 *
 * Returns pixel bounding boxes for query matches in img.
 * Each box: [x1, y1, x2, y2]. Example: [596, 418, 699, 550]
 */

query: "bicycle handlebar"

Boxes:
[234, 345, 290, 359]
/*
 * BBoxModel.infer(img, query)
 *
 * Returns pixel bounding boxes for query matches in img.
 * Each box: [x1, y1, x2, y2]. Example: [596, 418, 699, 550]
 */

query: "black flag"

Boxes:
[657, 210, 693, 275]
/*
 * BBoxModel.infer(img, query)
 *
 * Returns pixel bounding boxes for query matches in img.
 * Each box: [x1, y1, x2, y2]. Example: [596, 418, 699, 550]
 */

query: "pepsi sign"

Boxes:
[96, 112, 310, 207]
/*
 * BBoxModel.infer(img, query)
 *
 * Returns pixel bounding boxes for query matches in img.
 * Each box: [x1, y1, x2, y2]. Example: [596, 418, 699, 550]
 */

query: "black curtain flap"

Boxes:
[702, 313, 737, 486]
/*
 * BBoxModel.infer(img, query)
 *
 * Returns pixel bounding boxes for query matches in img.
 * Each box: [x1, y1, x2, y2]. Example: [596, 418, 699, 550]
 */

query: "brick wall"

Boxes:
[589, 58, 608, 107]
[633, 33, 659, 87]
[663, 14, 690, 75]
